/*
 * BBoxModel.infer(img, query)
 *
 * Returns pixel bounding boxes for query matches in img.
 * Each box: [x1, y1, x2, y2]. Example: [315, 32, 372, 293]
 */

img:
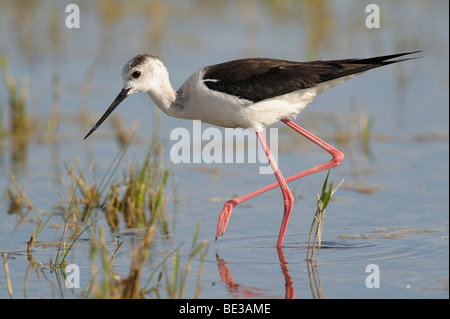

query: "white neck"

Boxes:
[145, 66, 186, 119]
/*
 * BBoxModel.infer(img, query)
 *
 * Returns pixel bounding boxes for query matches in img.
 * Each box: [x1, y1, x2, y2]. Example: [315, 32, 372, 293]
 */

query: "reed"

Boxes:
[52, 139, 137, 269]
[27, 199, 63, 258]
[0, 55, 30, 135]
[2, 253, 14, 298]
[53, 139, 190, 298]
[7, 174, 33, 215]
[53, 175, 94, 270]
[12, 118, 203, 298]
[84, 223, 208, 299]
[306, 170, 343, 265]
[63, 139, 170, 233]
[164, 223, 209, 299]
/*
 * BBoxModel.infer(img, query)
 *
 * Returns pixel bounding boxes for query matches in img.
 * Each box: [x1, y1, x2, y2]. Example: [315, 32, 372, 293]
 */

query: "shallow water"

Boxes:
[0, 1, 448, 299]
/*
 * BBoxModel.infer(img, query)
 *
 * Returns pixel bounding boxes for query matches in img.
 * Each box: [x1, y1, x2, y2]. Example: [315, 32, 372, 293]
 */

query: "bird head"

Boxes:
[84, 54, 163, 139]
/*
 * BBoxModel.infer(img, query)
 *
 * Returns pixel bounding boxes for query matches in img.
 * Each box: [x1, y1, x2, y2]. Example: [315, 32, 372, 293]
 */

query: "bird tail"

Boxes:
[337, 50, 423, 67]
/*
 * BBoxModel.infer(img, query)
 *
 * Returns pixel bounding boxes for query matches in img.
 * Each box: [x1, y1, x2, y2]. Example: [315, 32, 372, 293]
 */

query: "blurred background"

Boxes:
[0, 0, 448, 299]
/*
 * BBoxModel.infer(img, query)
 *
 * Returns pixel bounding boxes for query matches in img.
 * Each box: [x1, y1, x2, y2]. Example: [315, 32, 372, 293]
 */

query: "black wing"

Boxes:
[202, 51, 420, 103]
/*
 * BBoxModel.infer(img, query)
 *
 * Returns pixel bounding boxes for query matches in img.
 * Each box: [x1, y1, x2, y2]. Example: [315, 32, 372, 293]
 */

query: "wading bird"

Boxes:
[84, 51, 420, 247]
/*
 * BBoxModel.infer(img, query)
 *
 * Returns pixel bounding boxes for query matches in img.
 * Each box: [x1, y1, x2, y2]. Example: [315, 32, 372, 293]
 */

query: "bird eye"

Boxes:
[132, 71, 141, 79]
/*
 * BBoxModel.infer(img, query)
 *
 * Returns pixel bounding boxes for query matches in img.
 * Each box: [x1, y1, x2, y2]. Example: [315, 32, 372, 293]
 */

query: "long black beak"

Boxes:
[84, 88, 131, 140]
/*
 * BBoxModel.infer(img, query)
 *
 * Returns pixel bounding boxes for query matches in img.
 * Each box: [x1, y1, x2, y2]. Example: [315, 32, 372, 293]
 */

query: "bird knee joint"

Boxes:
[334, 151, 344, 165]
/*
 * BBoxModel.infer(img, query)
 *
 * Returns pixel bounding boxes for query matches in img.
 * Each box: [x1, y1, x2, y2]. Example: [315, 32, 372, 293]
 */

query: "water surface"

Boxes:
[0, 1, 448, 299]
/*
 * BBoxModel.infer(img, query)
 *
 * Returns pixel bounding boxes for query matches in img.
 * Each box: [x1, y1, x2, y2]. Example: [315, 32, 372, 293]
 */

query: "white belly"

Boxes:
[177, 69, 358, 132]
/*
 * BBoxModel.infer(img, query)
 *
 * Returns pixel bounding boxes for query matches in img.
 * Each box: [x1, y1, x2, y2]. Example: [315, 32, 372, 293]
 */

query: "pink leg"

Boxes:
[256, 131, 294, 247]
[216, 119, 344, 246]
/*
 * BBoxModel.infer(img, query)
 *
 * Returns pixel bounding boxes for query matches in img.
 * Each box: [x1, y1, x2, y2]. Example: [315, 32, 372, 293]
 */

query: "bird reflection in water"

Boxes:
[215, 247, 300, 299]
[216, 247, 325, 298]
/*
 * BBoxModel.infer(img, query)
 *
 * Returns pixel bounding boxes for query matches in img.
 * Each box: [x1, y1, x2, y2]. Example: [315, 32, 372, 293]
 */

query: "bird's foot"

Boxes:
[216, 200, 237, 242]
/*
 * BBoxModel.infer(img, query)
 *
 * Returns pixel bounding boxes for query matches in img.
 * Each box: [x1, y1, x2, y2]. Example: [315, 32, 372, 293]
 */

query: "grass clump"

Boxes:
[65, 159, 102, 222]
[114, 147, 170, 231]
[84, 222, 208, 299]
[307, 170, 343, 265]
[18, 134, 208, 299]
[0, 55, 30, 135]
[161, 223, 209, 299]
[7, 174, 34, 215]
[63, 144, 171, 233]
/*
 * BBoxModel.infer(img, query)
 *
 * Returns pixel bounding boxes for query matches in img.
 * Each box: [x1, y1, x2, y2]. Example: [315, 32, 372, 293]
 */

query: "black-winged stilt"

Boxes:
[84, 51, 420, 247]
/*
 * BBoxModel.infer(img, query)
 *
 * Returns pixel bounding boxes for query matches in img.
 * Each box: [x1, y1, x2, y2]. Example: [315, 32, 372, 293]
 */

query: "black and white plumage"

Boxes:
[85, 51, 419, 138]
[202, 53, 413, 102]
[84, 51, 420, 247]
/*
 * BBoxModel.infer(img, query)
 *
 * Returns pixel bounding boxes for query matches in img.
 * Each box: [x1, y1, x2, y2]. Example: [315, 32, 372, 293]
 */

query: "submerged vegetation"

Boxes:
[10, 140, 209, 299]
